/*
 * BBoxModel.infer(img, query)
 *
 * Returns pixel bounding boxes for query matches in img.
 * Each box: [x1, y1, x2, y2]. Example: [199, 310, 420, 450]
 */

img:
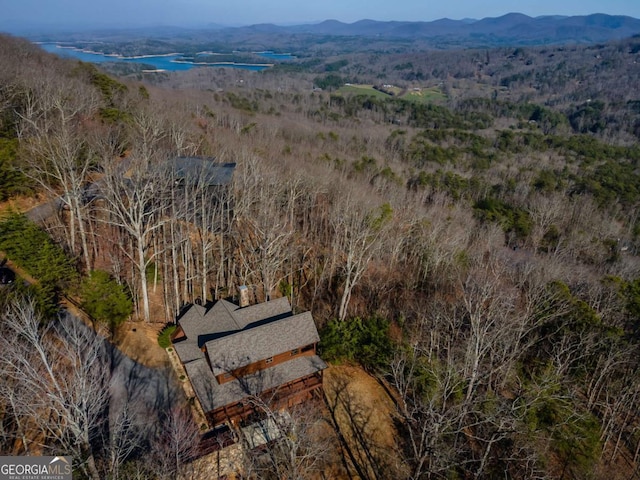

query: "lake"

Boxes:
[38, 43, 280, 72]
[254, 51, 296, 60]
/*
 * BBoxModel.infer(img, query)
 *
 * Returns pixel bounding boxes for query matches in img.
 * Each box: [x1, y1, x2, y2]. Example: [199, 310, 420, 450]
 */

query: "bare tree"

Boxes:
[231, 153, 295, 300]
[148, 406, 201, 480]
[238, 397, 336, 480]
[99, 153, 170, 322]
[237, 199, 294, 301]
[16, 71, 100, 269]
[106, 401, 149, 480]
[457, 263, 519, 405]
[0, 296, 109, 480]
[167, 157, 234, 305]
[331, 195, 392, 321]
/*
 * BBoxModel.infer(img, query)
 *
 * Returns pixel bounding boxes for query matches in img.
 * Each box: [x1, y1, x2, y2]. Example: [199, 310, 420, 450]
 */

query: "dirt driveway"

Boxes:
[114, 320, 170, 369]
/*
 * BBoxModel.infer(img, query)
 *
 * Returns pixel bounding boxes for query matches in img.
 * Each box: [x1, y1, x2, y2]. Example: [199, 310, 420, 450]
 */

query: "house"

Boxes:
[172, 290, 327, 427]
[171, 156, 236, 189]
[169, 156, 236, 231]
[169, 156, 236, 208]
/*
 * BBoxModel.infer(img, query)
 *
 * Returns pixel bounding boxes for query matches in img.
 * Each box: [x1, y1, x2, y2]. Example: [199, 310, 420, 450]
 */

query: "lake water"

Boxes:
[38, 43, 279, 72]
[255, 51, 296, 60]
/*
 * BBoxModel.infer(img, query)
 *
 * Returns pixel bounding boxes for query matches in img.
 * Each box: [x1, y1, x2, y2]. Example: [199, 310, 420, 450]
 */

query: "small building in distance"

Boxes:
[172, 291, 327, 427]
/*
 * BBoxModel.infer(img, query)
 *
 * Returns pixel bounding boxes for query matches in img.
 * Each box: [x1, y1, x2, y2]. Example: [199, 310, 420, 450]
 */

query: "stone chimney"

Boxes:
[238, 285, 250, 308]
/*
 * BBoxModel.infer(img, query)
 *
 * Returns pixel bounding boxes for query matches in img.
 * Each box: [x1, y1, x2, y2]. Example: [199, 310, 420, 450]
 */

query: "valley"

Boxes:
[1, 12, 640, 479]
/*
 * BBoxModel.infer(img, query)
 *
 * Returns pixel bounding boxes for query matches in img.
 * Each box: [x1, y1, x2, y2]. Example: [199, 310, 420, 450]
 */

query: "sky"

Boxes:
[2, 0, 640, 31]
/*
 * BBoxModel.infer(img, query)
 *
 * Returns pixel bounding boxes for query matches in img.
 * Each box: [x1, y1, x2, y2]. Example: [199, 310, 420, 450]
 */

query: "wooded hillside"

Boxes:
[1, 32, 640, 478]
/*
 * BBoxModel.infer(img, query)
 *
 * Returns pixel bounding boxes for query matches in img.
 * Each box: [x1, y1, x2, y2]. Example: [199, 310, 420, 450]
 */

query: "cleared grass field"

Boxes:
[337, 83, 446, 103]
[404, 86, 447, 103]
[338, 84, 391, 99]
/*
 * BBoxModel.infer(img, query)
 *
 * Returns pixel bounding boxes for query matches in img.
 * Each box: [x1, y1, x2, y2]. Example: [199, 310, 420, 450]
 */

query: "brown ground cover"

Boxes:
[323, 364, 404, 478]
[114, 320, 170, 368]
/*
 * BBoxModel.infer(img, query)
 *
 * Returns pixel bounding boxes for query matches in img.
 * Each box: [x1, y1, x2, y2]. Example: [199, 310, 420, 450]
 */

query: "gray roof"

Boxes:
[187, 355, 327, 413]
[173, 341, 204, 364]
[172, 157, 235, 186]
[233, 296, 292, 328]
[176, 304, 208, 340]
[183, 358, 220, 412]
[197, 300, 245, 339]
[173, 296, 325, 414]
[206, 311, 319, 376]
[177, 297, 294, 350]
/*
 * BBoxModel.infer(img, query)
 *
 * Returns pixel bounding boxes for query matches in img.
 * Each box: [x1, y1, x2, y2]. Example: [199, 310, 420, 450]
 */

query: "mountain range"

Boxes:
[227, 13, 640, 45]
[12, 13, 640, 51]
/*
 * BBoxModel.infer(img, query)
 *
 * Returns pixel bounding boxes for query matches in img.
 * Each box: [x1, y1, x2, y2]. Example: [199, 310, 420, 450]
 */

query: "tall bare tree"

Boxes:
[239, 397, 336, 480]
[332, 195, 393, 321]
[148, 406, 201, 480]
[16, 71, 100, 269]
[0, 297, 109, 480]
[99, 153, 170, 322]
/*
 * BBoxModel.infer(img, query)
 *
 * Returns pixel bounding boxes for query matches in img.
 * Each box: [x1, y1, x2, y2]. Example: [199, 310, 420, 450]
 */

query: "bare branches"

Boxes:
[239, 396, 337, 480]
[148, 406, 201, 479]
[16, 72, 101, 269]
[98, 153, 171, 321]
[331, 195, 393, 321]
[0, 297, 108, 479]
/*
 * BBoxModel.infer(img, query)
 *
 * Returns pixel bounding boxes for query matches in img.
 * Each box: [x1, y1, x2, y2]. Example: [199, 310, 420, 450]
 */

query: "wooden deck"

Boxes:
[207, 371, 324, 426]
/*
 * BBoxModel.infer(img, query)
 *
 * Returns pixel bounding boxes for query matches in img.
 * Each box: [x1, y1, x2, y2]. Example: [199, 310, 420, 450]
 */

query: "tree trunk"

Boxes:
[137, 239, 151, 322]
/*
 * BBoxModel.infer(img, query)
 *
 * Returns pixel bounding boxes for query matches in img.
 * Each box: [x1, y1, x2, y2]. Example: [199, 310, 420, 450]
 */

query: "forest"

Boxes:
[0, 30, 640, 479]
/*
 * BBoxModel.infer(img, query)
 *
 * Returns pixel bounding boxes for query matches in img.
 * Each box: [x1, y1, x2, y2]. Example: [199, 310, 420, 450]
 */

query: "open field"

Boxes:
[338, 84, 391, 99]
[404, 86, 447, 102]
[337, 83, 446, 103]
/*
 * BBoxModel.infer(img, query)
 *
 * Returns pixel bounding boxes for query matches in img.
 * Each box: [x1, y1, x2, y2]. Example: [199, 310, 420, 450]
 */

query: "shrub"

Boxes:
[0, 138, 30, 200]
[0, 212, 78, 316]
[474, 197, 532, 241]
[320, 315, 394, 370]
[313, 74, 345, 91]
[158, 324, 177, 348]
[79, 270, 133, 328]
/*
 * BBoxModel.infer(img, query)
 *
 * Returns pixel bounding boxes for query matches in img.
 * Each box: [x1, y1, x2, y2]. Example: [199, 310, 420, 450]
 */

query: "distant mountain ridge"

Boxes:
[234, 13, 640, 45]
[12, 12, 640, 50]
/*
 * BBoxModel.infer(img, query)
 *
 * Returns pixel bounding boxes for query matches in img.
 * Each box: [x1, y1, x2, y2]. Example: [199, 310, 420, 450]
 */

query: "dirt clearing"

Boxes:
[323, 364, 405, 478]
[114, 320, 170, 369]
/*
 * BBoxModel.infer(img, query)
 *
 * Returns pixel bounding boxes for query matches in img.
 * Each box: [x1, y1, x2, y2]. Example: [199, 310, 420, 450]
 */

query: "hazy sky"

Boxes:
[2, 0, 640, 30]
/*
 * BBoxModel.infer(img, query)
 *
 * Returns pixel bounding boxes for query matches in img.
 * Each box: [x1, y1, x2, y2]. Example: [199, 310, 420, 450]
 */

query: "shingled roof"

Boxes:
[174, 296, 326, 414]
[206, 311, 319, 376]
[177, 296, 293, 347]
[172, 157, 236, 186]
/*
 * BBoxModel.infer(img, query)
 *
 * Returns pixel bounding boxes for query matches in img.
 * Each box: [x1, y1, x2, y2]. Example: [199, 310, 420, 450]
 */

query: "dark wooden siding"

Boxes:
[216, 343, 317, 384]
